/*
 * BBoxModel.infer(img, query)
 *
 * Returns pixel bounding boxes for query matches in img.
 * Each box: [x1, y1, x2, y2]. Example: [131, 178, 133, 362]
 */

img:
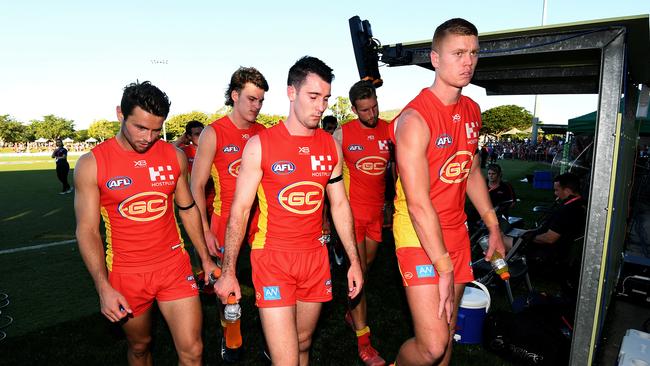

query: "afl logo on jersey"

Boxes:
[278, 181, 324, 215]
[347, 144, 364, 152]
[118, 191, 168, 222]
[223, 145, 239, 154]
[106, 176, 132, 190]
[436, 134, 453, 148]
[271, 161, 296, 175]
[439, 151, 473, 184]
[228, 159, 242, 177]
[355, 156, 387, 176]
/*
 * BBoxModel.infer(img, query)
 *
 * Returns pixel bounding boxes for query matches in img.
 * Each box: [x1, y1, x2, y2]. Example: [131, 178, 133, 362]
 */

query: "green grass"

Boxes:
[0, 156, 557, 365]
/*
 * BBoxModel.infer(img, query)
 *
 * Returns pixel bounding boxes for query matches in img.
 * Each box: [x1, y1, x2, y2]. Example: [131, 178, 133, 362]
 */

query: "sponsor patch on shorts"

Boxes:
[263, 286, 281, 300]
[416, 264, 435, 278]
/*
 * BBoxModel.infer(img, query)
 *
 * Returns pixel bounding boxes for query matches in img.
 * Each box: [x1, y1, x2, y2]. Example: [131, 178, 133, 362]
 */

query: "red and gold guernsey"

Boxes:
[93, 138, 185, 273]
[181, 144, 197, 171]
[341, 118, 391, 208]
[392, 88, 482, 249]
[251, 122, 338, 251]
[209, 116, 265, 217]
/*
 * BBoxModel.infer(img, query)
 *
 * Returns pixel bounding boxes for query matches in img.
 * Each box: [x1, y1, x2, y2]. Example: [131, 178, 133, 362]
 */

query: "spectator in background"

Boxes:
[322, 115, 338, 134]
[52, 139, 72, 194]
[486, 163, 516, 215]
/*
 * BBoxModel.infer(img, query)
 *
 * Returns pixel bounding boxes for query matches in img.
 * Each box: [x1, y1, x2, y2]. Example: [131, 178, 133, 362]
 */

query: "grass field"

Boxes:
[0, 154, 556, 365]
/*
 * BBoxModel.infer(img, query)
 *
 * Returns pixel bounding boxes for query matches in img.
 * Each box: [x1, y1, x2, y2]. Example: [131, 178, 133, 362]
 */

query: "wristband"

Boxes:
[328, 175, 342, 184]
[433, 253, 453, 274]
[481, 208, 499, 228]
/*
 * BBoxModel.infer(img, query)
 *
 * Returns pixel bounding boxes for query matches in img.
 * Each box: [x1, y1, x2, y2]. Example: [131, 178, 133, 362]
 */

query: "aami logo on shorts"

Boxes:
[416, 265, 435, 278]
[278, 181, 324, 215]
[263, 286, 281, 300]
[439, 151, 473, 184]
[271, 161, 296, 175]
[228, 158, 242, 177]
[436, 134, 453, 148]
[106, 176, 133, 190]
[223, 144, 240, 154]
[355, 156, 387, 176]
[348, 144, 364, 152]
[118, 191, 168, 222]
[325, 279, 333, 294]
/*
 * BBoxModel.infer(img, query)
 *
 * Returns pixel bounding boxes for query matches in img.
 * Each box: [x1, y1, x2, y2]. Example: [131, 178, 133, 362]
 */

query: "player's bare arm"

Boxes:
[190, 125, 219, 255]
[215, 135, 262, 304]
[332, 126, 342, 145]
[174, 149, 218, 280]
[395, 109, 454, 322]
[74, 152, 132, 322]
[466, 152, 506, 260]
[326, 139, 364, 299]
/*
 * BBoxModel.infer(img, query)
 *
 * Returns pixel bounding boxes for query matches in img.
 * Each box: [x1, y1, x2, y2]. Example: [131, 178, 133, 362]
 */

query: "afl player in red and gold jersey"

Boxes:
[215, 57, 364, 366]
[333, 80, 391, 366]
[391, 19, 505, 366]
[75, 81, 216, 366]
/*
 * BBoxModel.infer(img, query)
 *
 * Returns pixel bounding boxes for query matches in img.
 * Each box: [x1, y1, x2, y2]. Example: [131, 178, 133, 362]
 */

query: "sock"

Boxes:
[356, 326, 371, 348]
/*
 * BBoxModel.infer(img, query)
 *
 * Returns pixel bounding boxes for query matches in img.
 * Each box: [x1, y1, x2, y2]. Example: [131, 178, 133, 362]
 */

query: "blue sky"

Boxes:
[1, 0, 648, 129]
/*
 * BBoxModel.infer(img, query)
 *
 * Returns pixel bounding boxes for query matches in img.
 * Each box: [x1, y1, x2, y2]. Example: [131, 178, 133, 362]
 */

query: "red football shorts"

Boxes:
[396, 225, 474, 286]
[351, 204, 383, 243]
[210, 212, 228, 253]
[108, 253, 198, 317]
[251, 246, 333, 308]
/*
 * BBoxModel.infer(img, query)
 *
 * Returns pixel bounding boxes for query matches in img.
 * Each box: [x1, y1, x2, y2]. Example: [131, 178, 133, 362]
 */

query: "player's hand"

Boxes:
[347, 260, 364, 299]
[201, 259, 220, 287]
[438, 270, 454, 323]
[203, 230, 220, 257]
[98, 283, 132, 322]
[215, 271, 241, 304]
[484, 227, 506, 262]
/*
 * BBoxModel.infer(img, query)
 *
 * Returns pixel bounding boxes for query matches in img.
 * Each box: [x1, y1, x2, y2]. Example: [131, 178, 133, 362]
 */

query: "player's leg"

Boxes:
[395, 284, 450, 365]
[296, 300, 323, 366]
[439, 283, 466, 366]
[259, 306, 299, 366]
[121, 309, 154, 366]
[158, 296, 203, 366]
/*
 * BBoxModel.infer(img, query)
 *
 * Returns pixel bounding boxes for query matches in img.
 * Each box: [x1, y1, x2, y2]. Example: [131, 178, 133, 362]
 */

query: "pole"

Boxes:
[531, 0, 548, 146]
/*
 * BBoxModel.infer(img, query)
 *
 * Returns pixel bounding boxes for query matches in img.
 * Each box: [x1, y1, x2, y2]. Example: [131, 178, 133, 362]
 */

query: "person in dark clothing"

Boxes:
[52, 139, 72, 194]
[480, 145, 489, 168]
[486, 163, 516, 215]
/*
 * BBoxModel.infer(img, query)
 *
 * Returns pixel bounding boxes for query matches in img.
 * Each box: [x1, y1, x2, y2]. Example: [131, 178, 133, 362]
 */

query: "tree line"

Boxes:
[0, 101, 535, 144]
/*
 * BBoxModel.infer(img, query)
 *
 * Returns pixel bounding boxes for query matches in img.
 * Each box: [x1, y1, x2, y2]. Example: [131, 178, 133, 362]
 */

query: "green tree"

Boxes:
[29, 115, 75, 140]
[0, 114, 28, 143]
[480, 105, 534, 136]
[75, 129, 90, 142]
[256, 113, 284, 128]
[165, 111, 211, 139]
[328, 96, 355, 123]
[88, 119, 120, 141]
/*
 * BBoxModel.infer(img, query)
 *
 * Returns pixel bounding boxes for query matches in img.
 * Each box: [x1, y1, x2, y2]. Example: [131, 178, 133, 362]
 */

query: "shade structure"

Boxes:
[34, 137, 48, 143]
[85, 137, 98, 143]
[62, 137, 73, 143]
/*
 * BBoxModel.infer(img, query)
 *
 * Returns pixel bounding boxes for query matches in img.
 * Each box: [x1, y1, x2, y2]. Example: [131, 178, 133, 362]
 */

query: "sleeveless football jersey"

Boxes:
[93, 138, 185, 273]
[341, 118, 390, 208]
[251, 122, 337, 251]
[181, 144, 197, 171]
[209, 116, 265, 217]
[392, 88, 482, 248]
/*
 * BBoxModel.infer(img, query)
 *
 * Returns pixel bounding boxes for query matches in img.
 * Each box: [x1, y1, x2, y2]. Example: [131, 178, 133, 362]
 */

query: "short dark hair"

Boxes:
[225, 67, 269, 107]
[487, 163, 502, 177]
[287, 56, 334, 88]
[432, 18, 478, 52]
[121, 81, 171, 119]
[349, 80, 376, 108]
[554, 173, 581, 193]
[321, 115, 338, 129]
[184, 120, 204, 135]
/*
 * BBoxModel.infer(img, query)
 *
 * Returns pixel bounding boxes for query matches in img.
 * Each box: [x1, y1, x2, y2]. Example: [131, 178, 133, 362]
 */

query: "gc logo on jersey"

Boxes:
[439, 151, 473, 184]
[436, 134, 453, 148]
[223, 145, 240, 154]
[106, 176, 132, 190]
[271, 161, 296, 175]
[348, 144, 364, 152]
[355, 156, 387, 176]
[118, 191, 168, 222]
[278, 181, 324, 214]
[228, 159, 242, 177]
